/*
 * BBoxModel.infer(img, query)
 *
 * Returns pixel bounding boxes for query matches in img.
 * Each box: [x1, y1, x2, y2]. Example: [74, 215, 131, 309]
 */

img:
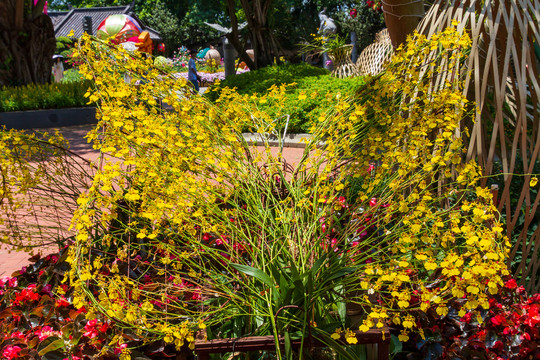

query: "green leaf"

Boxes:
[312, 256, 326, 274]
[325, 267, 356, 282]
[41, 350, 68, 360]
[337, 300, 346, 325]
[284, 331, 292, 360]
[38, 338, 65, 356]
[230, 263, 273, 287]
[390, 334, 403, 353]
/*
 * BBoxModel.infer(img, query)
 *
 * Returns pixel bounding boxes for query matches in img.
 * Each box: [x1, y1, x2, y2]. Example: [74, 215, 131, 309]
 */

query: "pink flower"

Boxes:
[114, 343, 128, 355]
[3, 345, 22, 360]
[83, 319, 99, 339]
[10, 331, 25, 339]
[35, 325, 61, 341]
[7, 277, 18, 288]
[369, 198, 377, 207]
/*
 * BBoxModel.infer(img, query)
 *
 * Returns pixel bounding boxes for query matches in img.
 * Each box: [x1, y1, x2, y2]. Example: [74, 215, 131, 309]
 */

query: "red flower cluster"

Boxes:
[83, 319, 109, 339]
[403, 278, 540, 359]
[2, 345, 21, 360]
[13, 286, 40, 306]
[366, 0, 382, 11]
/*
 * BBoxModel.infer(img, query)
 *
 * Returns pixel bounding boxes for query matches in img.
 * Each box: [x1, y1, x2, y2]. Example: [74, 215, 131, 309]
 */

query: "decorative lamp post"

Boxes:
[204, 22, 247, 78]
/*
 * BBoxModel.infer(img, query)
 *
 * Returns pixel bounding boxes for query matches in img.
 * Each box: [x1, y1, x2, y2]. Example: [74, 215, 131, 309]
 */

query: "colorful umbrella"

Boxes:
[96, 14, 142, 44]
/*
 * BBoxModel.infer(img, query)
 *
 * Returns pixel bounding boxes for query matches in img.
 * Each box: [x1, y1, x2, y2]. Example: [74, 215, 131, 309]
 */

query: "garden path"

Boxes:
[0, 124, 305, 277]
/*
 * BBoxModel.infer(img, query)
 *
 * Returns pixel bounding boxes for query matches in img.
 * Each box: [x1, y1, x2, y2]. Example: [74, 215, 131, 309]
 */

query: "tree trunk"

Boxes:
[382, 0, 425, 49]
[225, 0, 256, 71]
[0, 0, 56, 86]
[240, 0, 275, 69]
[226, 0, 278, 70]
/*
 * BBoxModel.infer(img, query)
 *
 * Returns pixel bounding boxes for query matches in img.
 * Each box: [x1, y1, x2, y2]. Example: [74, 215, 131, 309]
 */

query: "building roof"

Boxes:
[48, 4, 161, 41]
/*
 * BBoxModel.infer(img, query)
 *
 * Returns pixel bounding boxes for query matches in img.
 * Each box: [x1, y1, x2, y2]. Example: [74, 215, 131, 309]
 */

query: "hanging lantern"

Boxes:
[96, 14, 142, 44]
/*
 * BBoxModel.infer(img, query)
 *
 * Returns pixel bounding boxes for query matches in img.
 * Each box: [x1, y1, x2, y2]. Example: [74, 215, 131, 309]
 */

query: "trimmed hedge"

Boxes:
[207, 63, 366, 133]
[0, 81, 91, 112]
[206, 63, 330, 101]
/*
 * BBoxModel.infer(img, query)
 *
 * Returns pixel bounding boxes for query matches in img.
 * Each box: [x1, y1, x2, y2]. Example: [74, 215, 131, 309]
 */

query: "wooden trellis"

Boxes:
[417, 0, 540, 292]
[356, 29, 394, 76]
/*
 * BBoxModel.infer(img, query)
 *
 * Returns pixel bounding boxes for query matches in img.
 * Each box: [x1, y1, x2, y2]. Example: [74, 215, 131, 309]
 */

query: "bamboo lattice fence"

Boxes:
[328, 45, 360, 78]
[356, 29, 394, 76]
[417, 0, 540, 292]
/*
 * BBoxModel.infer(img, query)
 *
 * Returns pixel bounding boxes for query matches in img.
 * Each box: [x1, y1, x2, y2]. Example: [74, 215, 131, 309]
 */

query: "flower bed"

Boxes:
[174, 69, 250, 87]
[1, 24, 539, 360]
[0, 247, 185, 359]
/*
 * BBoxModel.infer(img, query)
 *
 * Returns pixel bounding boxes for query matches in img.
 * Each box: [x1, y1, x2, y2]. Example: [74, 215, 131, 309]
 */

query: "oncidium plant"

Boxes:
[0, 23, 510, 360]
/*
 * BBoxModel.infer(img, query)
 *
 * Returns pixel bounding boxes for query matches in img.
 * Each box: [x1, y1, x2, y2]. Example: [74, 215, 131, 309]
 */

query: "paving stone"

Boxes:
[0, 125, 309, 276]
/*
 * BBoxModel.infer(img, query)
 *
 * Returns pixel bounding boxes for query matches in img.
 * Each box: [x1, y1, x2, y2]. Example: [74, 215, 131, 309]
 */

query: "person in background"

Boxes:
[188, 48, 201, 92]
[52, 56, 64, 83]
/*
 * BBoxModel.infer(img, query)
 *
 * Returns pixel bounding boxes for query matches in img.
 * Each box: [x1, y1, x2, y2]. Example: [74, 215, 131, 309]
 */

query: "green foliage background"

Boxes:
[207, 63, 366, 133]
[48, 0, 366, 60]
[336, 2, 386, 52]
[0, 81, 91, 112]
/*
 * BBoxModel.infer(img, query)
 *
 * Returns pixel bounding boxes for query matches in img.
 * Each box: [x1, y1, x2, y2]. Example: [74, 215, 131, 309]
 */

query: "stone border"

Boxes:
[0, 108, 315, 148]
[0, 107, 97, 130]
[242, 133, 312, 148]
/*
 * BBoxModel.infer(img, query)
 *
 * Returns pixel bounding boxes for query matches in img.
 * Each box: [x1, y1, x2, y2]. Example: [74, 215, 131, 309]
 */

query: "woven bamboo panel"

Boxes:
[375, 28, 390, 43]
[417, 0, 540, 292]
[356, 29, 394, 76]
[328, 45, 360, 78]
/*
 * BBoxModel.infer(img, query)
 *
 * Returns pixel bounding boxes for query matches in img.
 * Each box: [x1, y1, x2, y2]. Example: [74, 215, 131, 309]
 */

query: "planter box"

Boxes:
[0, 107, 97, 130]
[242, 133, 314, 148]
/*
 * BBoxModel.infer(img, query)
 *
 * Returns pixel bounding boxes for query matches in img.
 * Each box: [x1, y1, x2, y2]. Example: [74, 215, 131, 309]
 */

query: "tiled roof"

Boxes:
[48, 5, 161, 41]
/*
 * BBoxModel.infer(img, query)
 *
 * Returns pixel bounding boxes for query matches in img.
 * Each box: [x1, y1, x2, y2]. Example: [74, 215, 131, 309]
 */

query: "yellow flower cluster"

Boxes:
[24, 24, 510, 353]
[334, 24, 509, 331]
[0, 129, 84, 249]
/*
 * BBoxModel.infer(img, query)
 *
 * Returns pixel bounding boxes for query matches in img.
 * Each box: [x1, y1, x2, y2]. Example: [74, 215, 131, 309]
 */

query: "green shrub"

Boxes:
[55, 36, 77, 69]
[206, 63, 330, 100]
[0, 81, 92, 112]
[62, 68, 84, 83]
[207, 64, 366, 133]
[257, 75, 366, 133]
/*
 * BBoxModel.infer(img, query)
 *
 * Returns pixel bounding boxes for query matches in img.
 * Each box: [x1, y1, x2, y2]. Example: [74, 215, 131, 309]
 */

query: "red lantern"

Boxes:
[350, 8, 357, 18]
[158, 43, 165, 53]
[96, 14, 142, 44]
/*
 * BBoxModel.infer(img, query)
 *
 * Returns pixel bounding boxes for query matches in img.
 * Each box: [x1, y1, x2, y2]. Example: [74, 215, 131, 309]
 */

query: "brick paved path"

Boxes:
[0, 125, 305, 276]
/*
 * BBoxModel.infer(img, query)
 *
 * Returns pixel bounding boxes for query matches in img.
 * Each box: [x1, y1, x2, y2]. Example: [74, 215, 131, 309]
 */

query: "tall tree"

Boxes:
[225, 0, 348, 70]
[0, 0, 56, 86]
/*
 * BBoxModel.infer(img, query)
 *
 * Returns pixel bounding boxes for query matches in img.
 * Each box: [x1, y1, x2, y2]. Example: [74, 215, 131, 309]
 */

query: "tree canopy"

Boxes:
[47, 0, 365, 67]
